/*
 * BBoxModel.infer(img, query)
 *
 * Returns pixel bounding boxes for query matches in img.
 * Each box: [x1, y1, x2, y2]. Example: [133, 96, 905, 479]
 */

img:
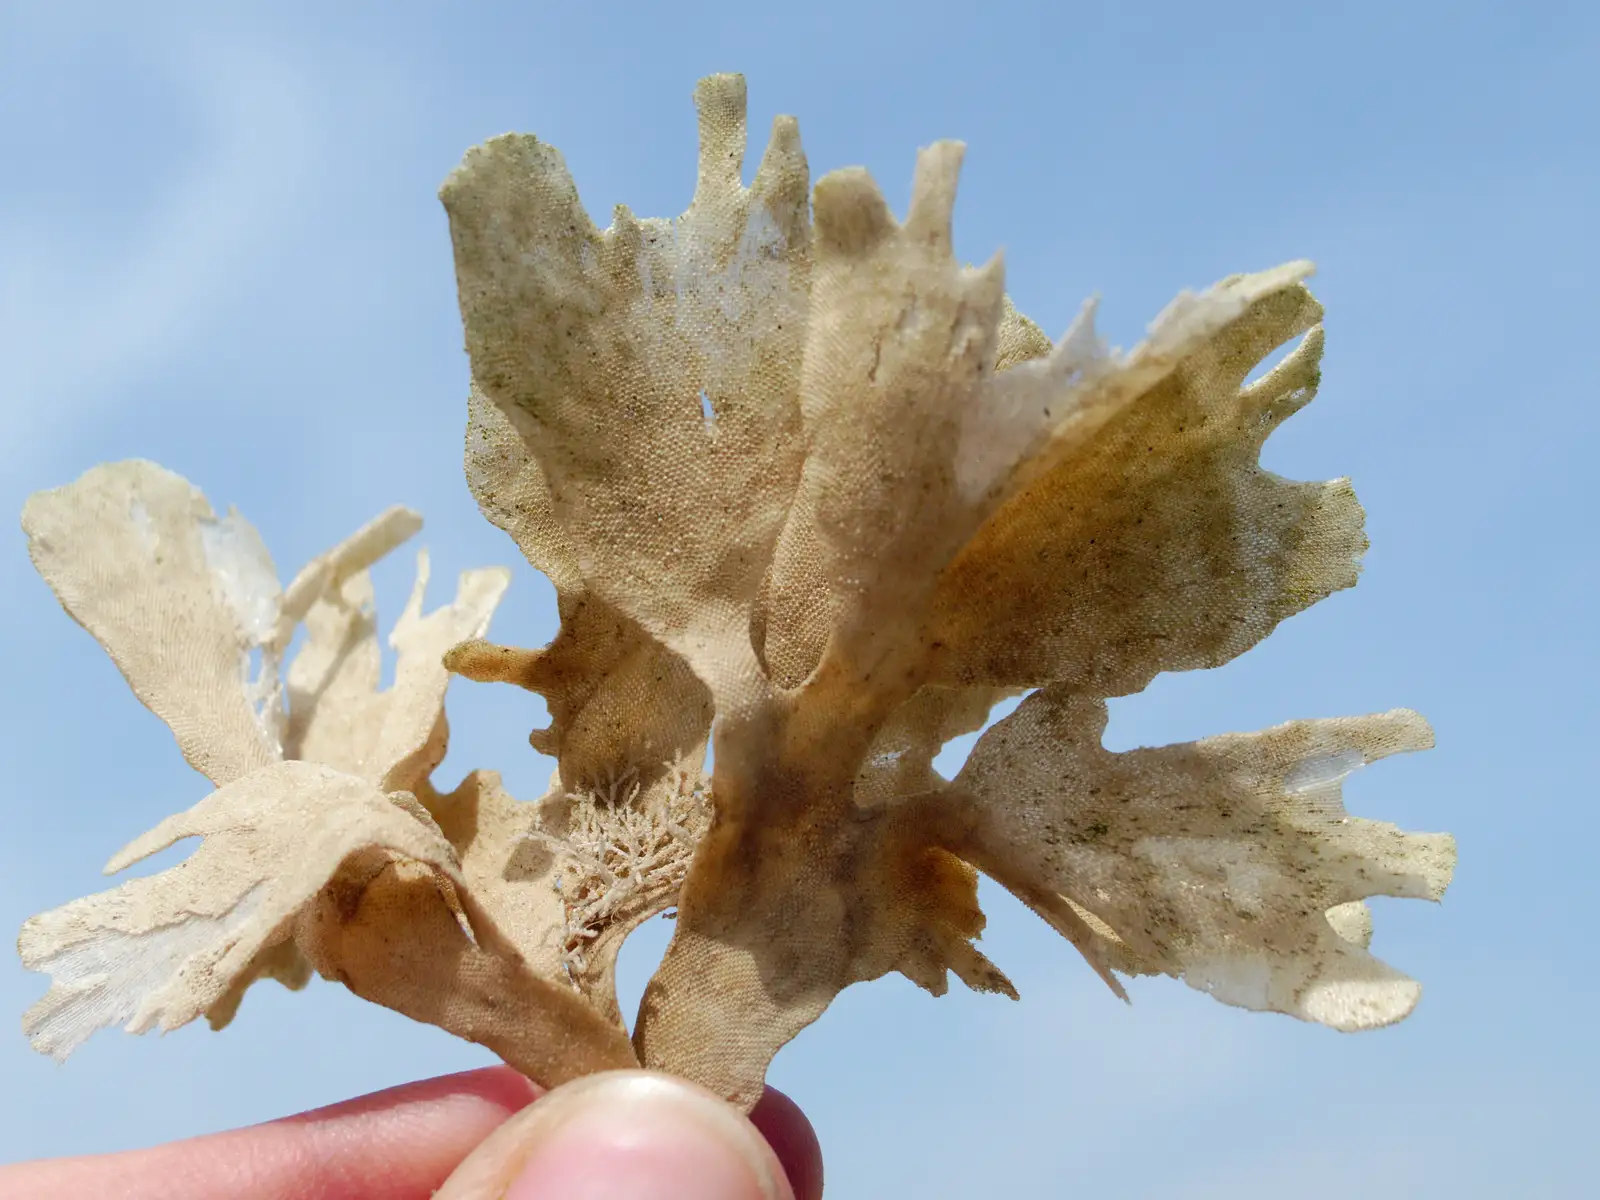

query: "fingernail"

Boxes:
[437, 1070, 789, 1200]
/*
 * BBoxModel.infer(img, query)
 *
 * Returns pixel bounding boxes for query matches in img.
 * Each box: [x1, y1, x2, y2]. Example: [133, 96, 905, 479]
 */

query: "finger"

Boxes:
[0, 1065, 541, 1199]
[436, 1069, 798, 1200]
[749, 1086, 825, 1200]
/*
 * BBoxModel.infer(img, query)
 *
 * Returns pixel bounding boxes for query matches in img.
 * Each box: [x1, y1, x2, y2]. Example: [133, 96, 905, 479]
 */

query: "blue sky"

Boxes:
[1, 1, 1594, 1194]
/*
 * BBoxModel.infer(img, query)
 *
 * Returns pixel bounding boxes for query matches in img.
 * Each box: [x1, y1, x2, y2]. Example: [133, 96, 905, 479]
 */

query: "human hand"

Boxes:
[0, 1067, 824, 1199]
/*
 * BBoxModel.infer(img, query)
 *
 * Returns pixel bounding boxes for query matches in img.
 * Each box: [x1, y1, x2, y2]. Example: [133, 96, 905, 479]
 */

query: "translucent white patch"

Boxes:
[674, 201, 795, 331]
[957, 297, 1114, 505]
[734, 200, 788, 266]
[241, 654, 286, 756]
[200, 509, 286, 751]
[1183, 954, 1273, 1011]
[1284, 748, 1366, 795]
[634, 223, 665, 303]
[22, 882, 267, 1060]
[200, 510, 282, 645]
[1143, 262, 1314, 359]
[128, 498, 158, 553]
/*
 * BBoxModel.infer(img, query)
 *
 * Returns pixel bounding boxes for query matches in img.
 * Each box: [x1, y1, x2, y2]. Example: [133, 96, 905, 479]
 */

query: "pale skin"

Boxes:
[0, 1068, 824, 1200]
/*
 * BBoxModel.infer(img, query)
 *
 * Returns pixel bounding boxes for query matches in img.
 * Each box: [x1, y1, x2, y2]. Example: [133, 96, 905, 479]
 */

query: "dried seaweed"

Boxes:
[19, 73, 1455, 1111]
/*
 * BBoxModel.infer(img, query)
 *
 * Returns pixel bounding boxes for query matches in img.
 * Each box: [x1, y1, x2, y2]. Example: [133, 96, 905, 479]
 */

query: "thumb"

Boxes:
[435, 1070, 796, 1200]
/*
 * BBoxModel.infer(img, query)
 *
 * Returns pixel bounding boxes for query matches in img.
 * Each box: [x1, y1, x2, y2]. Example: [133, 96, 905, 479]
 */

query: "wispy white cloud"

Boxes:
[0, 22, 320, 471]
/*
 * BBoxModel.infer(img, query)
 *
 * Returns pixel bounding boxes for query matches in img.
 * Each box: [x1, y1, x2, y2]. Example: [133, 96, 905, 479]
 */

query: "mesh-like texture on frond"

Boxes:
[442, 73, 1454, 1107]
[19, 462, 636, 1084]
[20, 73, 1455, 1114]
